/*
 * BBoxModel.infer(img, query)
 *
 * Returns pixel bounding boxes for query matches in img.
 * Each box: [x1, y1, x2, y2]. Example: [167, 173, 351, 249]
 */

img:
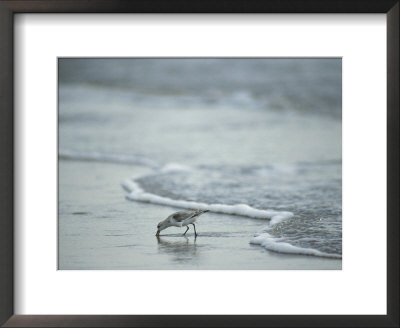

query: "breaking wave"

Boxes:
[60, 150, 341, 259]
[122, 178, 293, 221]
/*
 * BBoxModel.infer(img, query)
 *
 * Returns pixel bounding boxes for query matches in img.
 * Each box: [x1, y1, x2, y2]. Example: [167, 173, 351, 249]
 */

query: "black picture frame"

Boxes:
[0, 1, 398, 327]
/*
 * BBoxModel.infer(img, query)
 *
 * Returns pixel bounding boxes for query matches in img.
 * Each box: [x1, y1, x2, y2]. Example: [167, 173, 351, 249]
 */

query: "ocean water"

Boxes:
[59, 58, 342, 265]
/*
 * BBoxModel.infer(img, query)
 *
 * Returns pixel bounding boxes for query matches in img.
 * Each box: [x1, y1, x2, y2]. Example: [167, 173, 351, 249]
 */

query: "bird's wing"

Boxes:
[170, 211, 195, 222]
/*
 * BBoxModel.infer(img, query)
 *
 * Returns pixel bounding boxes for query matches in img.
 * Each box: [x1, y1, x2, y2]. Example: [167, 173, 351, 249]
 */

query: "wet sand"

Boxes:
[58, 160, 341, 270]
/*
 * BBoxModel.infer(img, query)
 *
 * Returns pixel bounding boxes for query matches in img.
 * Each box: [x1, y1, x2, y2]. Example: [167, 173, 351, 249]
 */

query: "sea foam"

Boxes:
[159, 163, 192, 173]
[250, 232, 342, 259]
[121, 165, 340, 260]
[122, 177, 293, 221]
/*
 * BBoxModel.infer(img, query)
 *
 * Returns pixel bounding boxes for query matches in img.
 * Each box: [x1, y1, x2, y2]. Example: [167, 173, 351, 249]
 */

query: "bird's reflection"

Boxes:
[156, 236, 198, 263]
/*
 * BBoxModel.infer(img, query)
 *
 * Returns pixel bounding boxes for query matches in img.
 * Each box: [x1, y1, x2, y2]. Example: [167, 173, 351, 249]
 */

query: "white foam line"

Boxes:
[59, 150, 160, 169]
[122, 178, 293, 221]
[250, 232, 342, 259]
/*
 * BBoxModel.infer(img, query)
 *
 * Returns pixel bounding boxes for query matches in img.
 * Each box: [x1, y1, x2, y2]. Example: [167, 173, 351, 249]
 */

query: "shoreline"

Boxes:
[58, 159, 342, 270]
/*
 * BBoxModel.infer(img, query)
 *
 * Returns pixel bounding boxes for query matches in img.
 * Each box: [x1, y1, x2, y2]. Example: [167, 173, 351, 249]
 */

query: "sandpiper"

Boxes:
[155, 209, 209, 237]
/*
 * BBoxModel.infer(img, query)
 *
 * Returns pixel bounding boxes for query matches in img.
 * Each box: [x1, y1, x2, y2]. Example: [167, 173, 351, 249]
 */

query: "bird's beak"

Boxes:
[156, 230, 160, 236]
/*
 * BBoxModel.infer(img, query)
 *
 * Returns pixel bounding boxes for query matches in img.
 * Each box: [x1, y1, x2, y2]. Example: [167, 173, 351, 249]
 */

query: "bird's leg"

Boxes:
[191, 223, 198, 237]
[183, 226, 189, 236]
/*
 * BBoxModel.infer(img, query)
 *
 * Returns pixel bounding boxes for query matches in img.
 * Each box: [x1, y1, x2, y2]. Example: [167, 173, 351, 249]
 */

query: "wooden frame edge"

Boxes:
[0, 1, 398, 327]
[0, 0, 14, 327]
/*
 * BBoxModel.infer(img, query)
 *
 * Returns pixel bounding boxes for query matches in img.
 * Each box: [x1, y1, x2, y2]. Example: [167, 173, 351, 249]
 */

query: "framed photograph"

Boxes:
[0, 1, 398, 327]
[58, 56, 343, 271]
